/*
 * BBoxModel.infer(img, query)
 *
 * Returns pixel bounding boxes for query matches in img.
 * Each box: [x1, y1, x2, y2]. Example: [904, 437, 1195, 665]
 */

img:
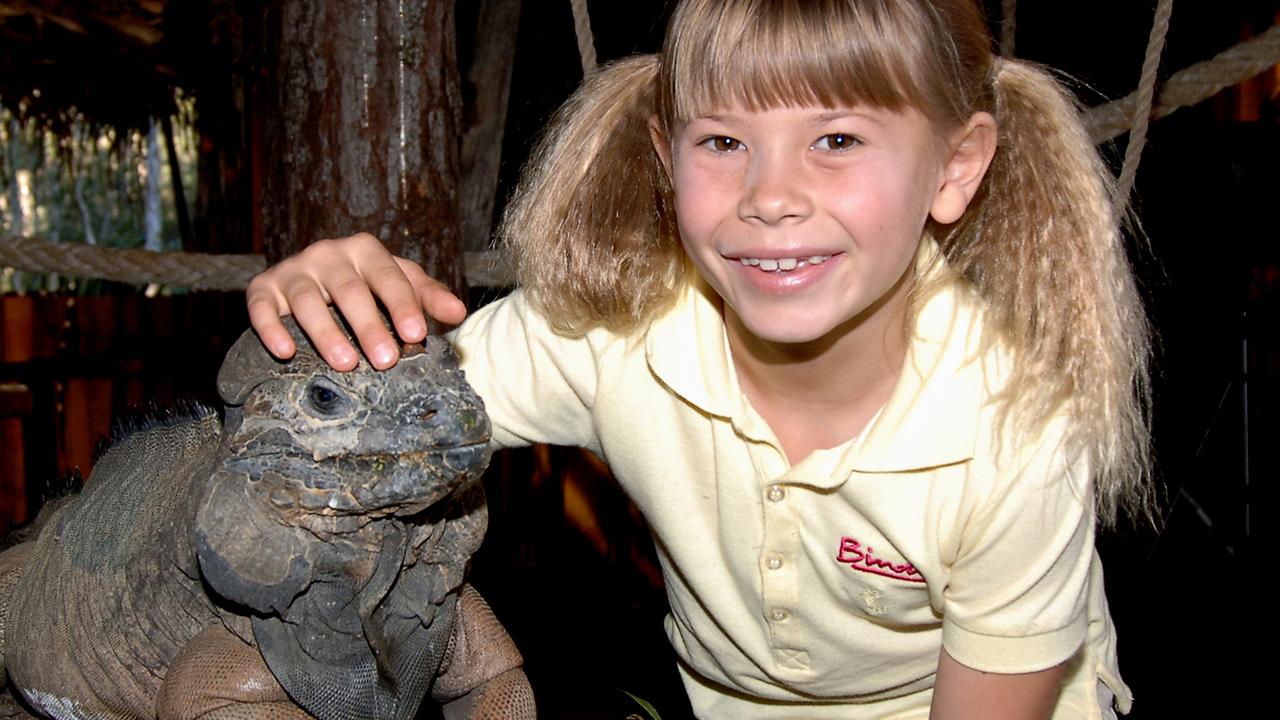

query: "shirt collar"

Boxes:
[644, 242, 993, 477]
[644, 277, 743, 422]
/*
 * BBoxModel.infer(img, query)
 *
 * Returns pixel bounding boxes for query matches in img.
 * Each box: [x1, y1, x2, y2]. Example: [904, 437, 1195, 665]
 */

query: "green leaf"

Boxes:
[620, 690, 662, 720]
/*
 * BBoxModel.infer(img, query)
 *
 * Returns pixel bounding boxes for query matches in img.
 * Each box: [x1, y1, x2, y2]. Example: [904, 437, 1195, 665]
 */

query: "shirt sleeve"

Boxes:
[940, 416, 1095, 674]
[447, 289, 603, 454]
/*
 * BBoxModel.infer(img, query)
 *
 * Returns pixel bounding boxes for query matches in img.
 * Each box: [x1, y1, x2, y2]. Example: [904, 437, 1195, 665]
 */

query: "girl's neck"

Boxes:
[726, 273, 913, 466]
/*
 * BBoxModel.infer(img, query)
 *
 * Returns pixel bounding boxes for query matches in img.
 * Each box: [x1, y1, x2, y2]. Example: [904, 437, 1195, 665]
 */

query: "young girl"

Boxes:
[247, 1, 1152, 717]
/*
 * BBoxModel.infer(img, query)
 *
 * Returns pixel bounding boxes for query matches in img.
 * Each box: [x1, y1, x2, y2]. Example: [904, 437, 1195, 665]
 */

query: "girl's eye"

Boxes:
[814, 133, 859, 152]
[700, 136, 743, 153]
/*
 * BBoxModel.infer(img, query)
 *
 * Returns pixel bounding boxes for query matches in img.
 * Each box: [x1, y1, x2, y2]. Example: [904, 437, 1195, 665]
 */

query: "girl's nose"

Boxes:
[738, 153, 813, 225]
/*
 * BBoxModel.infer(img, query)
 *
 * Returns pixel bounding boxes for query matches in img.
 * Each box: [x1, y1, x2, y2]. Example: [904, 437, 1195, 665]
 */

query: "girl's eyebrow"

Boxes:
[810, 110, 885, 126]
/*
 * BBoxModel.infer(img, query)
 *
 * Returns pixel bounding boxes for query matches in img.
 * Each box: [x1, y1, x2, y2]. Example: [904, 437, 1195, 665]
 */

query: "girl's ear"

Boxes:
[930, 112, 997, 225]
[649, 115, 674, 179]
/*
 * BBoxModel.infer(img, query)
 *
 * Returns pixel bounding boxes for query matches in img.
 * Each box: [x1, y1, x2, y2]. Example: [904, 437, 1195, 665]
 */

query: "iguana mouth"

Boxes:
[234, 441, 491, 517]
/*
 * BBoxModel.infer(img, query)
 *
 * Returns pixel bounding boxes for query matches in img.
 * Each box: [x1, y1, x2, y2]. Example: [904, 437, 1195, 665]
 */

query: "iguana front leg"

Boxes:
[157, 625, 312, 720]
[0, 542, 38, 720]
[433, 584, 536, 719]
[0, 542, 35, 681]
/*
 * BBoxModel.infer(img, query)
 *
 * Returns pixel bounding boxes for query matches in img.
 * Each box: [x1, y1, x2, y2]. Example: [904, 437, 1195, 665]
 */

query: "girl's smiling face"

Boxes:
[655, 103, 961, 349]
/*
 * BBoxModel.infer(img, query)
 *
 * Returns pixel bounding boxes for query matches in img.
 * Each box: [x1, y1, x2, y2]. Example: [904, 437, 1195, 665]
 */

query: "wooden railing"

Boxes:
[0, 292, 248, 535]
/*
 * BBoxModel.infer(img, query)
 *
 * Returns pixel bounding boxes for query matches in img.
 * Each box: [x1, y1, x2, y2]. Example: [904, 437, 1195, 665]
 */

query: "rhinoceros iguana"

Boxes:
[0, 318, 535, 720]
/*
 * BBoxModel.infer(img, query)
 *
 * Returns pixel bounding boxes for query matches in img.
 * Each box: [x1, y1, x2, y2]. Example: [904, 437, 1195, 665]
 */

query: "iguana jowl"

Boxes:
[0, 318, 535, 720]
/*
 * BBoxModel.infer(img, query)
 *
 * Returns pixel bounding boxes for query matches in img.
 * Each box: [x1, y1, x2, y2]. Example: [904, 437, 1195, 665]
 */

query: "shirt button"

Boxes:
[766, 554, 784, 570]
[766, 484, 785, 502]
[769, 608, 789, 622]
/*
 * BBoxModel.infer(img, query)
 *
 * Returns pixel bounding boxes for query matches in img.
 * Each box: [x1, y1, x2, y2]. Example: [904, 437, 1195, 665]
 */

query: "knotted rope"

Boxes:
[3, 16, 1277, 291]
[1114, 0, 1175, 207]
[569, 0, 597, 75]
[0, 235, 513, 290]
[0, 235, 264, 291]
[1001, 0, 1017, 56]
[1086, 23, 1280, 143]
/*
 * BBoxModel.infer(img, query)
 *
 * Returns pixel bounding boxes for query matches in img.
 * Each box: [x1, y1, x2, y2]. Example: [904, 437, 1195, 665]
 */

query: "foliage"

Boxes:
[0, 93, 198, 295]
[621, 690, 663, 720]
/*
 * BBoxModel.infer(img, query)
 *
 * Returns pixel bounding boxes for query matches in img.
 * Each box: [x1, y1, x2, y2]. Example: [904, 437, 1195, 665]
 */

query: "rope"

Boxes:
[0, 236, 515, 290]
[1087, 23, 1280, 143]
[1001, 0, 1017, 56]
[569, 0, 597, 74]
[3, 24, 1276, 292]
[1, 235, 265, 291]
[1114, 0, 1174, 207]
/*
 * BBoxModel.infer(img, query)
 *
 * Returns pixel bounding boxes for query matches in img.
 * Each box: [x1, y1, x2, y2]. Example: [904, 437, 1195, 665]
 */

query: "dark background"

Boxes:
[1, 1, 1275, 718]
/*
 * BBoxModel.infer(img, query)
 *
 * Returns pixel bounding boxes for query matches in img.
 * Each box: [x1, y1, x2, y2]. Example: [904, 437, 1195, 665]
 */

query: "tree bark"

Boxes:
[460, 0, 520, 253]
[159, 113, 194, 252]
[144, 117, 163, 253]
[261, 0, 465, 298]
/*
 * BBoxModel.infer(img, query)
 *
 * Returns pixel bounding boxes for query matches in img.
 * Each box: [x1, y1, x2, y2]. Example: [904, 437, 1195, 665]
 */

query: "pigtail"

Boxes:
[939, 58, 1154, 527]
[498, 54, 685, 337]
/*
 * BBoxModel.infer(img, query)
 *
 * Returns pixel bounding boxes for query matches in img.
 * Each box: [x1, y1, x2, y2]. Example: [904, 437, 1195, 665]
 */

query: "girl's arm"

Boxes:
[931, 649, 1066, 720]
[245, 233, 467, 371]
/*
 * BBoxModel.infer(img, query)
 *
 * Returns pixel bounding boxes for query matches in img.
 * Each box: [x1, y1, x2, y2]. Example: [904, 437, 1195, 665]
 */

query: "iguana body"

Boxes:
[0, 322, 534, 720]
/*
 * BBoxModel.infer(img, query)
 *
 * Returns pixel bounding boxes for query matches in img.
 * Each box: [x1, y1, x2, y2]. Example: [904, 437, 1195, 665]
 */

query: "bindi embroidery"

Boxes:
[835, 536, 925, 583]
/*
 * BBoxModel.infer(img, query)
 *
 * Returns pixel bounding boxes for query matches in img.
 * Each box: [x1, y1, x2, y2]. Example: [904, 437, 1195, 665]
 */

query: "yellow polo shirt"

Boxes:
[452, 254, 1133, 719]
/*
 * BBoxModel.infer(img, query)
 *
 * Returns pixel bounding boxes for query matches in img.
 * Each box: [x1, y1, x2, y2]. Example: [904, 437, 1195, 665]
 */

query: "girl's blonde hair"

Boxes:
[500, 0, 1153, 526]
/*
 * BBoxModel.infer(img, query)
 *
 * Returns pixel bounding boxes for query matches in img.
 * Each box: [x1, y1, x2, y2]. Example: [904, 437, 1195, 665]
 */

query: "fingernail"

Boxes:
[405, 317, 426, 338]
[330, 347, 355, 368]
[373, 344, 396, 367]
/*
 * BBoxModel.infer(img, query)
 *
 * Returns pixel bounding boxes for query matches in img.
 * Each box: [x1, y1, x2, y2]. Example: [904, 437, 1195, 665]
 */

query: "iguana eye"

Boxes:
[307, 382, 345, 415]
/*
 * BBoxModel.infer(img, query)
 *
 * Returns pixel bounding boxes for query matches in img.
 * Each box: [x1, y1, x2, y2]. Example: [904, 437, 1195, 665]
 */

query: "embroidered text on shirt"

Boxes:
[835, 537, 925, 583]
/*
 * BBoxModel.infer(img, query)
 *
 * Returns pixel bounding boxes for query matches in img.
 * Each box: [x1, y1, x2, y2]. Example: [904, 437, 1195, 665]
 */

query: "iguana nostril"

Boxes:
[420, 409, 438, 423]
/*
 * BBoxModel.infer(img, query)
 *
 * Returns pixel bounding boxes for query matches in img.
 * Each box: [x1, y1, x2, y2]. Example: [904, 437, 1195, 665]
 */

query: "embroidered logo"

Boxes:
[836, 536, 925, 583]
[858, 587, 886, 615]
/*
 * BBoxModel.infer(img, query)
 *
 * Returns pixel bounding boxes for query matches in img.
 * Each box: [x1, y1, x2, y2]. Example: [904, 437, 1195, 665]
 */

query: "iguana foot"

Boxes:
[440, 667, 536, 720]
[435, 585, 535, 719]
[158, 625, 311, 720]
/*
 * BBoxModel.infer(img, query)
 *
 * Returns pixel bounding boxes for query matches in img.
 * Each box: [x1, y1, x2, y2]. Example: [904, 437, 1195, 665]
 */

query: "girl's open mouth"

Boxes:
[736, 254, 833, 272]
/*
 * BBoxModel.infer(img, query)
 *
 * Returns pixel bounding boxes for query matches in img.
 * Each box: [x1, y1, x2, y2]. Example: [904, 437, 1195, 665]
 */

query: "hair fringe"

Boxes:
[934, 58, 1155, 528]
[499, 55, 685, 337]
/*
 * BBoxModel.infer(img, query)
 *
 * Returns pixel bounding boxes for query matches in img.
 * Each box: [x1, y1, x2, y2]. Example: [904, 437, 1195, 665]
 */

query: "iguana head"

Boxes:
[212, 314, 491, 520]
[195, 316, 493, 717]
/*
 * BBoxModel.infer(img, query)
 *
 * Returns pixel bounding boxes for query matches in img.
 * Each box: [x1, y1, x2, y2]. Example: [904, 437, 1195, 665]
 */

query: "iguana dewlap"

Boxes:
[0, 318, 535, 720]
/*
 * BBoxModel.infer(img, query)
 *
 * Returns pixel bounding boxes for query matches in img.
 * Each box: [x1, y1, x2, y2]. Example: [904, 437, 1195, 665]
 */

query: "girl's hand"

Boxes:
[245, 232, 468, 371]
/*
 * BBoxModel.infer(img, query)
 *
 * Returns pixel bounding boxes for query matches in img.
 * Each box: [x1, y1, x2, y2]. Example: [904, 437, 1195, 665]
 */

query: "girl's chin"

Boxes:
[732, 311, 846, 347]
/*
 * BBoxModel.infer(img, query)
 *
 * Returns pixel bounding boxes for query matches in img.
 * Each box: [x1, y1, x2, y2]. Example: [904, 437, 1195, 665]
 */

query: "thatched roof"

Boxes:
[0, 0, 232, 131]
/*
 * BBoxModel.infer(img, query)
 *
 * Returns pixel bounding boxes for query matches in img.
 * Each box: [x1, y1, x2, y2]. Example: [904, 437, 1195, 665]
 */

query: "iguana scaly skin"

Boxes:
[0, 318, 535, 720]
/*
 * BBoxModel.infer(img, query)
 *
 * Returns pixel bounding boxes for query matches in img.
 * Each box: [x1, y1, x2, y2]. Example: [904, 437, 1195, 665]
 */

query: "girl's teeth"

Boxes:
[736, 255, 832, 272]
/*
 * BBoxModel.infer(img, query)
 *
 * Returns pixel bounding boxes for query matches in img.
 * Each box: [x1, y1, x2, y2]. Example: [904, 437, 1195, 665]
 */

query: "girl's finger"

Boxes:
[246, 277, 297, 360]
[396, 258, 468, 329]
[325, 270, 402, 370]
[364, 258, 429, 345]
[285, 277, 361, 371]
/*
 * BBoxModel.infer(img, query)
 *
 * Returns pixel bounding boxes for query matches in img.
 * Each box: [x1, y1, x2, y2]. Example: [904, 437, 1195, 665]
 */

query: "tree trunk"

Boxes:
[190, 0, 256, 256]
[261, 0, 465, 298]
[145, 117, 163, 253]
[5, 119, 25, 238]
[460, 0, 520, 252]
